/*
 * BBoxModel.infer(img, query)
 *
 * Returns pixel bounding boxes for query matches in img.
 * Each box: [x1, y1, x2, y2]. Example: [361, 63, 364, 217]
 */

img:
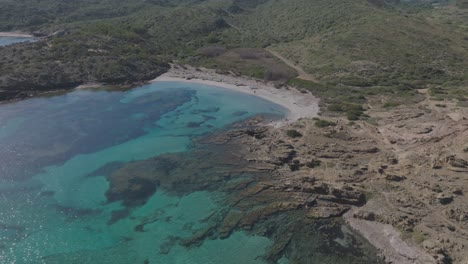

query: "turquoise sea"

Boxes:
[0, 81, 289, 264]
[0, 36, 35, 46]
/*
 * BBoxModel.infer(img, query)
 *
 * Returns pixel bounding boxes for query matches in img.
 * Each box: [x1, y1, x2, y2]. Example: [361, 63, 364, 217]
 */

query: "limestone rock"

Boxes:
[446, 156, 468, 169]
[353, 210, 376, 221]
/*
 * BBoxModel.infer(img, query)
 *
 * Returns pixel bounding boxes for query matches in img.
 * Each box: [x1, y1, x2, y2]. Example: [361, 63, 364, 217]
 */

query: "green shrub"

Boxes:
[306, 160, 321, 168]
[383, 101, 401, 108]
[315, 119, 336, 128]
[287, 78, 327, 91]
[286, 129, 303, 138]
[328, 104, 344, 112]
[347, 110, 363, 121]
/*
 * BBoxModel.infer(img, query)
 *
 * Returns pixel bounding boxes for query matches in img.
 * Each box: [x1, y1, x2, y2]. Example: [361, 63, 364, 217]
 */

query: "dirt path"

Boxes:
[224, 21, 317, 83]
[265, 47, 317, 82]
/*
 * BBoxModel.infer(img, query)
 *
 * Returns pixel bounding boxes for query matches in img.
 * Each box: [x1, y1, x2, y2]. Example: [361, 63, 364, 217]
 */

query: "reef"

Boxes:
[98, 116, 384, 263]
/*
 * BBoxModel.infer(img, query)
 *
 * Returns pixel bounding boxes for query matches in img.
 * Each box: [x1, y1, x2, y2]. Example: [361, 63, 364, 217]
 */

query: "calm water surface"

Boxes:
[0, 81, 287, 264]
[0, 36, 35, 46]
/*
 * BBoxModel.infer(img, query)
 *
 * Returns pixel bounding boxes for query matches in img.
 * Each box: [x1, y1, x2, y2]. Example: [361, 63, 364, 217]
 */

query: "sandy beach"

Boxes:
[152, 65, 320, 126]
[0, 32, 34, 38]
[75, 83, 104, 90]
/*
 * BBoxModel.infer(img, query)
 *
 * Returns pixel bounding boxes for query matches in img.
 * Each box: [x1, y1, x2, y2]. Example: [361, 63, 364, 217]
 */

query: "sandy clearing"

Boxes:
[0, 32, 34, 38]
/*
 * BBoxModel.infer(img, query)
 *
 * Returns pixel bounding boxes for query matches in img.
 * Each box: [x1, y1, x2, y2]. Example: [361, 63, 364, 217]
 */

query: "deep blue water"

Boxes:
[0, 81, 288, 263]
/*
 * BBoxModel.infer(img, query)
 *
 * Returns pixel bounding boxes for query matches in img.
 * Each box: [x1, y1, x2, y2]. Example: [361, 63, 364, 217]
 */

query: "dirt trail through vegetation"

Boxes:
[265, 47, 317, 82]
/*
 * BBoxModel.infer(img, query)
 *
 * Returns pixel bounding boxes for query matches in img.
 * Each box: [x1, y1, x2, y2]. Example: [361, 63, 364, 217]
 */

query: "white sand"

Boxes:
[152, 66, 320, 126]
[0, 32, 34, 38]
[76, 83, 104, 90]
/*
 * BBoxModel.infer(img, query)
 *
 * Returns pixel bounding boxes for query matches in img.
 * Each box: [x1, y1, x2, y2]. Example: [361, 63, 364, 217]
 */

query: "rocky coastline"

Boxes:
[147, 65, 468, 263]
[96, 116, 385, 263]
[2, 61, 467, 263]
[97, 105, 468, 263]
[215, 103, 468, 263]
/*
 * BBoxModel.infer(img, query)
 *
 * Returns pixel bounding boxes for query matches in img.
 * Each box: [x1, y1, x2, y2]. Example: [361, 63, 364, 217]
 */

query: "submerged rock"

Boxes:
[219, 211, 243, 239]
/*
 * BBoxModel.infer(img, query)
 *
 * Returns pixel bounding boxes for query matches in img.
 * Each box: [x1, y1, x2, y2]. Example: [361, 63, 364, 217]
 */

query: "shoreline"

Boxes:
[0, 32, 34, 38]
[152, 66, 320, 127]
[73, 67, 445, 264]
[71, 65, 466, 264]
[4, 65, 320, 127]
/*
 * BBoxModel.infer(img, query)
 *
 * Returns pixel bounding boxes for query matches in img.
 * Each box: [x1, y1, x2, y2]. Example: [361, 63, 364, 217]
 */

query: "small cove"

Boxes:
[0, 81, 382, 263]
[0, 81, 286, 263]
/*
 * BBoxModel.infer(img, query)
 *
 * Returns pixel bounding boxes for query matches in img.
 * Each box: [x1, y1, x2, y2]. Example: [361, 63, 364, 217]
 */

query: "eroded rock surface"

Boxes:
[100, 92, 468, 263]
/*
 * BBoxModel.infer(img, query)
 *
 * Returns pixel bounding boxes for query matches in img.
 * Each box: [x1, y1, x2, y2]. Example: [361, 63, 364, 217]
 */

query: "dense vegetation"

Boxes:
[230, 0, 467, 86]
[0, 0, 466, 112]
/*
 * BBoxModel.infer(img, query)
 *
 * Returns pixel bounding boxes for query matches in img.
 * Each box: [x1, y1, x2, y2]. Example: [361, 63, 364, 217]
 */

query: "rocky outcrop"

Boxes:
[385, 174, 407, 182]
[353, 210, 376, 221]
[344, 208, 437, 264]
[445, 156, 468, 171]
[238, 202, 303, 229]
[436, 193, 454, 205]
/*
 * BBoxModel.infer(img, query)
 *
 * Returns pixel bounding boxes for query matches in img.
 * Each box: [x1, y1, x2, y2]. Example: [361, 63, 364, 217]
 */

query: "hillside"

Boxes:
[0, 0, 466, 106]
[227, 0, 467, 86]
[0, 0, 231, 100]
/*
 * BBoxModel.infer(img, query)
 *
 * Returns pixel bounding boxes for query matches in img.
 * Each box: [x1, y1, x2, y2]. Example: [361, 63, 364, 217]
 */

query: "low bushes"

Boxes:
[328, 103, 365, 120]
[314, 119, 336, 128]
[286, 129, 302, 138]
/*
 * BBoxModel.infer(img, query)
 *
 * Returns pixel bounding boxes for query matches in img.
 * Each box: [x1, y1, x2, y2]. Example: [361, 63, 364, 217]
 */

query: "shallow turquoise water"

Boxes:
[0, 81, 286, 264]
[0, 37, 35, 46]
